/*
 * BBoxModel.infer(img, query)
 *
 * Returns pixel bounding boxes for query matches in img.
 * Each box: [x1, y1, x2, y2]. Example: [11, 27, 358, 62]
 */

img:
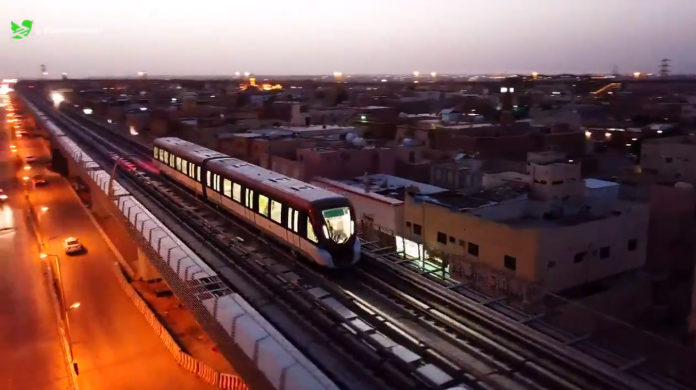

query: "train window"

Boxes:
[176, 157, 182, 171]
[270, 201, 282, 223]
[163, 150, 168, 162]
[206, 171, 212, 187]
[258, 195, 269, 216]
[169, 154, 175, 167]
[197, 167, 201, 182]
[293, 210, 299, 233]
[245, 190, 254, 208]
[232, 183, 241, 202]
[223, 179, 232, 198]
[190, 164, 195, 178]
[307, 218, 318, 243]
[153, 147, 158, 160]
[287, 208, 293, 229]
[216, 175, 221, 191]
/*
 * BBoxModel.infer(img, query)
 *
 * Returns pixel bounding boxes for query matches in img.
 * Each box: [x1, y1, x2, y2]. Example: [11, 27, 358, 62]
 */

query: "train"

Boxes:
[152, 137, 361, 268]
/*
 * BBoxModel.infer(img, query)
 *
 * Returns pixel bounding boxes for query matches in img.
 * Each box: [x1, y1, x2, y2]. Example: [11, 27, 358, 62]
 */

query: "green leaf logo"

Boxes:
[11, 20, 33, 39]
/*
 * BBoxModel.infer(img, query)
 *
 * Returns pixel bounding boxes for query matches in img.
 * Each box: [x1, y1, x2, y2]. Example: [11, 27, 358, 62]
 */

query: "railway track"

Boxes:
[39, 97, 679, 390]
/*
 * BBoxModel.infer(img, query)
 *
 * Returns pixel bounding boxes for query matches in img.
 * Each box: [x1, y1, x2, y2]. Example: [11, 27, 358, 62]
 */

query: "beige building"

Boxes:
[641, 136, 696, 183]
[400, 152, 649, 299]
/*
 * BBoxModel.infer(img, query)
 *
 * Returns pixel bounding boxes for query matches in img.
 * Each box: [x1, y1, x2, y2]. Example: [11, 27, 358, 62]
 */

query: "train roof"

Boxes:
[207, 158, 343, 204]
[154, 137, 228, 165]
[155, 137, 346, 205]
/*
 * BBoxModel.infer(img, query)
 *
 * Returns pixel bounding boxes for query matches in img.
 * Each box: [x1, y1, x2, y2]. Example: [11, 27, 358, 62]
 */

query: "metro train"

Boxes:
[152, 137, 361, 268]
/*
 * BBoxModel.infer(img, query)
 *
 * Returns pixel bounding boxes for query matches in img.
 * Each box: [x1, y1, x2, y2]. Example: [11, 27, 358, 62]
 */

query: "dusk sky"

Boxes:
[2, 0, 696, 77]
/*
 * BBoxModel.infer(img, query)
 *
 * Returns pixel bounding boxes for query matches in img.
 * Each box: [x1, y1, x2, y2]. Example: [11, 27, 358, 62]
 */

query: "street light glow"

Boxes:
[50, 92, 64, 106]
[23, 165, 30, 170]
[40, 253, 48, 258]
[69, 302, 80, 309]
[41, 206, 49, 212]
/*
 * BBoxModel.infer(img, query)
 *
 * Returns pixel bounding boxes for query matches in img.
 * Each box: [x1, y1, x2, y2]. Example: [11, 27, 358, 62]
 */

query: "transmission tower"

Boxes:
[659, 59, 671, 77]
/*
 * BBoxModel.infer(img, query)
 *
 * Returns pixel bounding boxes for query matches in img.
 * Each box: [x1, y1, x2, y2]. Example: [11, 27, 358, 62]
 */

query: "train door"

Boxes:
[287, 207, 300, 247]
[244, 189, 256, 221]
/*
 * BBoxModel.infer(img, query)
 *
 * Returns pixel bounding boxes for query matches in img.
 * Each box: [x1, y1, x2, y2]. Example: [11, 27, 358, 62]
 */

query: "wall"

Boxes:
[641, 139, 696, 182]
[537, 203, 649, 292]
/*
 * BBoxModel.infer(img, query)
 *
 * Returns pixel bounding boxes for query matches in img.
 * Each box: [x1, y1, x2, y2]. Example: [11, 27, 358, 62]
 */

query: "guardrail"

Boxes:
[111, 262, 247, 390]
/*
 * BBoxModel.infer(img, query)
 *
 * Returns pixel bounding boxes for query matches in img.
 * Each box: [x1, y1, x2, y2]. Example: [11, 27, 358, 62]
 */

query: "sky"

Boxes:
[2, 0, 696, 78]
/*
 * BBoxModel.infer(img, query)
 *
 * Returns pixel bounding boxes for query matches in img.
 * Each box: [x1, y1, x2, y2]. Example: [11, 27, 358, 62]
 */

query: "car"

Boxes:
[0, 189, 7, 202]
[63, 237, 83, 254]
[32, 175, 47, 185]
[24, 155, 37, 163]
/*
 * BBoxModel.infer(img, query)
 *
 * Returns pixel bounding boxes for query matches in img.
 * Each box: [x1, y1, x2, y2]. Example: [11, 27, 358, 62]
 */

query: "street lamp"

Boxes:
[40, 253, 78, 374]
[41, 206, 49, 212]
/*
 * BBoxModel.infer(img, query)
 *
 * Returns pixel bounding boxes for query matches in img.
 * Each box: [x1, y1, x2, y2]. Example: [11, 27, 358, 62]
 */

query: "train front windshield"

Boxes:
[321, 207, 354, 244]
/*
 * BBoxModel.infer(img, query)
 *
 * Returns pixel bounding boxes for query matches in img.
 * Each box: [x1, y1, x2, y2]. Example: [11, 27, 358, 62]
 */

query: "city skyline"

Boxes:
[2, 0, 696, 78]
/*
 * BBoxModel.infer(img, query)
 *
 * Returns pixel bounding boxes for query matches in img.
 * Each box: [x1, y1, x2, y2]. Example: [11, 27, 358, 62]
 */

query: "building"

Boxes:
[401, 152, 649, 303]
[640, 136, 696, 183]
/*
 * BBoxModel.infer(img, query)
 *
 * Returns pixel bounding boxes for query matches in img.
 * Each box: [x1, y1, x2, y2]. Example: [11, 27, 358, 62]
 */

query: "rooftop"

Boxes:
[415, 183, 529, 211]
[314, 174, 447, 204]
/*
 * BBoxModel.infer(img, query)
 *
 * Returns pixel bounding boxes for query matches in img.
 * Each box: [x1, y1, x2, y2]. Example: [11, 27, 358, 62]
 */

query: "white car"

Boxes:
[25, 155, 37, 163]
[63, 237, 83, 254]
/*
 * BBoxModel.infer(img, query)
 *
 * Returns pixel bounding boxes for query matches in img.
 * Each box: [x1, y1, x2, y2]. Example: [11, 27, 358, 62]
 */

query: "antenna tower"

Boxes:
[659, 59, 671, 77]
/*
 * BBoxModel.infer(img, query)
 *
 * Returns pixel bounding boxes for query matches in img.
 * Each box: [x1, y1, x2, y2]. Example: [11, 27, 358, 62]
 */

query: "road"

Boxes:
[0, 105, 72, 389]
[20, 136, 216, 389]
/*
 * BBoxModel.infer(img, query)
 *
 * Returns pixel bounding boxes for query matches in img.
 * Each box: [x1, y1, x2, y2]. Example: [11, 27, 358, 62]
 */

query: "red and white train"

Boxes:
[152, 137, 361, 268]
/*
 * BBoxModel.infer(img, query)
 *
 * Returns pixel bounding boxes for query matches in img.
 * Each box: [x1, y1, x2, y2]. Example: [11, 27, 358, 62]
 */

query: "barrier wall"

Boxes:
[112, 263, 247, 390]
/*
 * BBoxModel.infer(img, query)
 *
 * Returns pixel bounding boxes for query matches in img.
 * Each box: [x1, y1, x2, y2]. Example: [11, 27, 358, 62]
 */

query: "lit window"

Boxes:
[307, 218, 318, 243]
[223, 179, 232, 197]
[153, 147, 158, 159]
[293, 210, 298, 232]
[196, 166, 201, 182]
[258, 195, 269, 216]
[176, 157, 181, 171]
[270, 200, 282, 223]
[287, 208, 293, 229]
[206, 171, 212, 187]
[232, 183, 241, 202]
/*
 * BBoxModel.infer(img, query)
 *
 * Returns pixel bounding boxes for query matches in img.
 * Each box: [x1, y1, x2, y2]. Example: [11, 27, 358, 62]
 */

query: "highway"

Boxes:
[18, 135, 216, 389]
[0, 106, 72, 389]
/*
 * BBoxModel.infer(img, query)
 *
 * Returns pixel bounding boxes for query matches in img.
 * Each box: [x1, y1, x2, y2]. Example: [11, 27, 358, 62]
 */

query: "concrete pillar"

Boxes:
[136, 248, 159, 282]
[50, 148, 68, 176]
